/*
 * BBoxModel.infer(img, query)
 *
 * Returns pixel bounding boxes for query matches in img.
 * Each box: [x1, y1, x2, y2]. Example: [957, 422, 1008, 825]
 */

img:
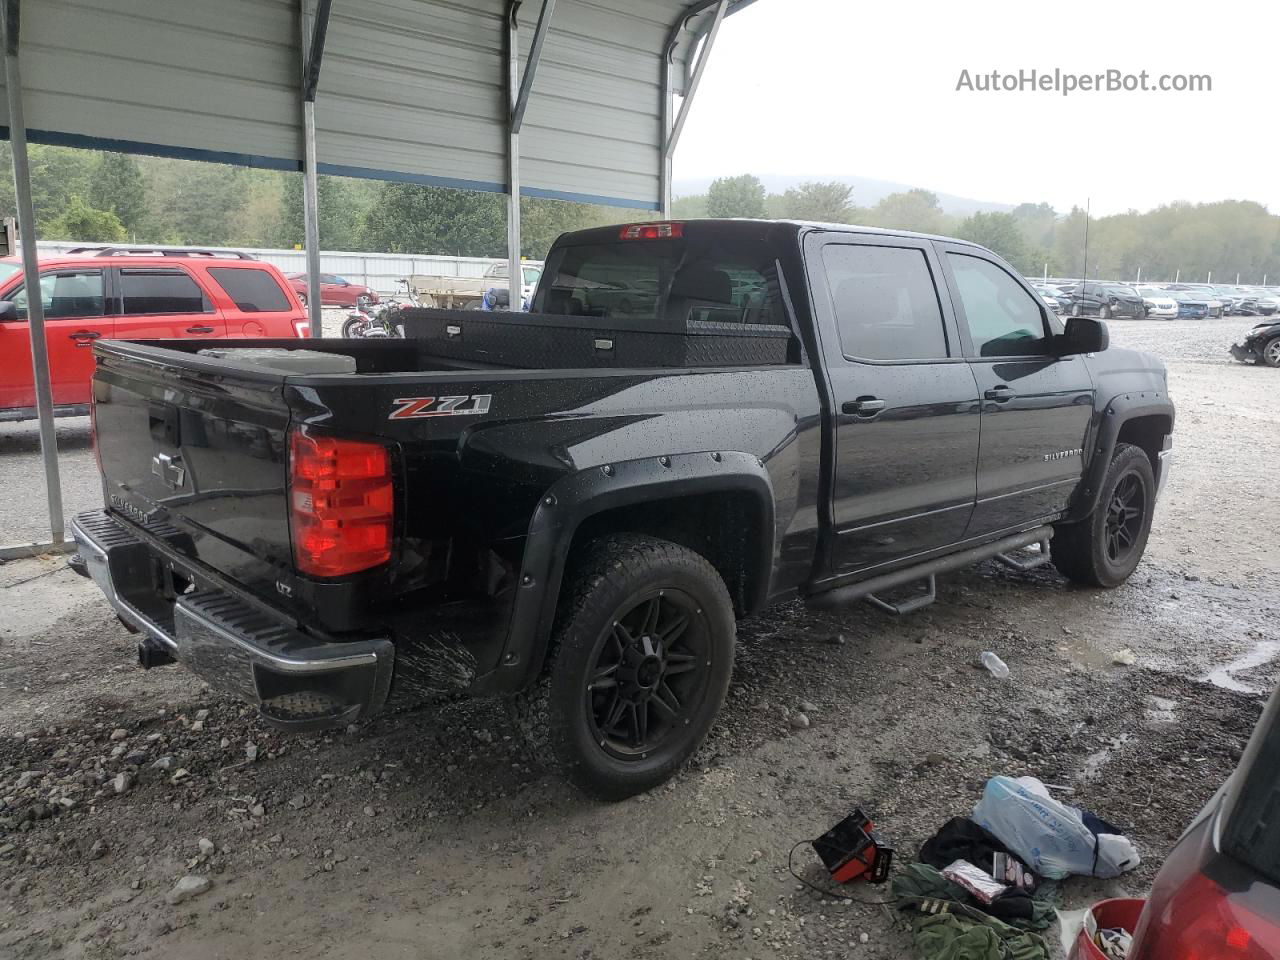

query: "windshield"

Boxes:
[535, 233, 785, 326]
[1105, 285, 1136, 296]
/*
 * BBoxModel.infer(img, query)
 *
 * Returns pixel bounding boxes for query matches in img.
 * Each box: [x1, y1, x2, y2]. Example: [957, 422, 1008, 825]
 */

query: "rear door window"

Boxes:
[822, 244, 949, 361]
[208, 267, 292, 312]
[120, 269, 211, 315]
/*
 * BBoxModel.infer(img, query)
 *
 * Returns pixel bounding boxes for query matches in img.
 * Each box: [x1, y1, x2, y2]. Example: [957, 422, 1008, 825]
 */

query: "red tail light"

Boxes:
[1133, 870, 1280, 958]
[619, 222, 683, 240]
[1132, 821, 1280, 960]
[288, 428, 393, 577]
[292, 318, 311, 338]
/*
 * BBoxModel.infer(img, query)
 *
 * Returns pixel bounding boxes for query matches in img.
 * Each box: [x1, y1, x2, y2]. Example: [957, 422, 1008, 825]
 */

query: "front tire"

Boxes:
[1052, 443, 1156, 588]
[1100, 303, 1113, 319]
[1262, 336, 1280, 368]
[512, 535, 735, 800]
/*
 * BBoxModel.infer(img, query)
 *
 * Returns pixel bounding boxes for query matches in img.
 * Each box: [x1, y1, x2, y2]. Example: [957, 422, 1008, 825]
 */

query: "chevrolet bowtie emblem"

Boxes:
[151, 452, 186, 490]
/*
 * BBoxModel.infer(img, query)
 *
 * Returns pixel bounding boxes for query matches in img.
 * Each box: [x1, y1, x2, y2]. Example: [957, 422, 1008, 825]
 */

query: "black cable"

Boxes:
[787, 840, 902, 906]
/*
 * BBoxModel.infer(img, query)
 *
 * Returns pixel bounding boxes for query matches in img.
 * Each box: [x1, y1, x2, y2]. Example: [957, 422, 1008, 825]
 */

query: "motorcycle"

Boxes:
[341, 294, 404, 338]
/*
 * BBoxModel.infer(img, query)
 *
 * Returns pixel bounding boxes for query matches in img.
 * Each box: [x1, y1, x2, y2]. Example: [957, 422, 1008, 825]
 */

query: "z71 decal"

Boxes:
[389, 394, 492, 420]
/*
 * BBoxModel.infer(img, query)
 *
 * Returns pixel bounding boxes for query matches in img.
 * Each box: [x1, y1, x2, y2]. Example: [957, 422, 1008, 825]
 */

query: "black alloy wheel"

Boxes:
[1104, 473, 1146, 565]
[1052, 442, 1156, 588]
[511, 534, 735, 800]
[586, 589, 711, 760]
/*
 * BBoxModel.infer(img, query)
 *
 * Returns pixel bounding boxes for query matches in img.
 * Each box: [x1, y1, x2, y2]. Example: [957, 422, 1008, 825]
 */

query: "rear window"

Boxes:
[208, 267, 292, 312]
[120, 269, 210, 315]
[1223, 687, 1280, 884]
[534, 233, 785, 327]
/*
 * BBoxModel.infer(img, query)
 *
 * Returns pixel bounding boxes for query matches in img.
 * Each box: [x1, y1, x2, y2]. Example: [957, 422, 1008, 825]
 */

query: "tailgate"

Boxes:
[92, 343, 293, 598]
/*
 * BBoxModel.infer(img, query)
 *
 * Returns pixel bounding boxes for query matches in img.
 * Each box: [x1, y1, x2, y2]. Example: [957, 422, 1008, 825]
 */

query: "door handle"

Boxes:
[984, 385, 1016, 402]
[186, 325, 216, 334]
[69, 330, 101, 347]
[842, 396, 887, 416]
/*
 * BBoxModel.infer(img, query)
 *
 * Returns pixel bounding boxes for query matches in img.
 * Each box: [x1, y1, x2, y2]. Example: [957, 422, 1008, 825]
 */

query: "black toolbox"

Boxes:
[396, 308, 794, 369]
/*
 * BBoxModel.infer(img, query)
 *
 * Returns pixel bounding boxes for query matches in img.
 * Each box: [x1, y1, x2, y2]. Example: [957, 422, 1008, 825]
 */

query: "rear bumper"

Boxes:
[70, 509, 393, 731]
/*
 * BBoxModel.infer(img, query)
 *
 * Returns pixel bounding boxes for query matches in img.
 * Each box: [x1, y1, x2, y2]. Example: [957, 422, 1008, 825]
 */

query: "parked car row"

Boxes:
[1029, 277, 1280, 320]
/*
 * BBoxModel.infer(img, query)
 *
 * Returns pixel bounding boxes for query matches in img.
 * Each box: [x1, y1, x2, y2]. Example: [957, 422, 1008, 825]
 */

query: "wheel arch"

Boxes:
[1065, 395, 1174, 523]
[481, 452, 775, 695]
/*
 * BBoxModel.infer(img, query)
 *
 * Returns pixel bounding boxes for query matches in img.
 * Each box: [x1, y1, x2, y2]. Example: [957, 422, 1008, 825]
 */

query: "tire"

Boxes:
[511, 534, 735, 800]
[1262, 336, 1280, 368]
[1100, 303, 1112, 320]
[297, 293, 307, 307]
[1071, 303, 1082, 318]
[341, 316, 365, 338]
[1052, 443, 1156, 588]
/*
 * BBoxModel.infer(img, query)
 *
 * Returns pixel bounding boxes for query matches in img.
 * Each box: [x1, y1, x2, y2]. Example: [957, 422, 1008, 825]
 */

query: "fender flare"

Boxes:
[1063, 390, 1174, 523]
[477, 451, 775, 695]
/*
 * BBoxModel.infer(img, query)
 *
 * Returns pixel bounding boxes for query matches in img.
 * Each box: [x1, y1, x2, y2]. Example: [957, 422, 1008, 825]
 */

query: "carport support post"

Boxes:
[660, 0, 729, 217]
[299, 0, 331, 336]
[2, 0, 65, 546]
[506, 4, 522, 310]
[507, 0, 555, 309]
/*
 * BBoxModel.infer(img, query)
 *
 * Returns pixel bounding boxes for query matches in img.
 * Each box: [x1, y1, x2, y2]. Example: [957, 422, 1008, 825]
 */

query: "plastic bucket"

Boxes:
[1068, 898, 1147, 960]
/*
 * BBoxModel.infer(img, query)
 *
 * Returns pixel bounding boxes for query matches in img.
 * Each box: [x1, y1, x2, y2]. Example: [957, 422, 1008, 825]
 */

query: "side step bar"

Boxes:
[807, 525, 1055, 613]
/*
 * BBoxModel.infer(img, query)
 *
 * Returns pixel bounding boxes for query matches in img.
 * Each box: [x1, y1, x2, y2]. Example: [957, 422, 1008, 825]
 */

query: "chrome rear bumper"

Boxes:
[70, 510, 393, 731]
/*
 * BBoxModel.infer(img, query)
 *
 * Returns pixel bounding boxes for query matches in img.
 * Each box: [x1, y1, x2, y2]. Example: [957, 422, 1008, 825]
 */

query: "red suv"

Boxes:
[285, 272, 378, 308]
[0, 247, 308, 422]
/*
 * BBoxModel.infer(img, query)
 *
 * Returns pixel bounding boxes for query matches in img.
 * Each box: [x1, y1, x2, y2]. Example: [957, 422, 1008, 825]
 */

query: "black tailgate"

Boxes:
[92, 343, 293, 601]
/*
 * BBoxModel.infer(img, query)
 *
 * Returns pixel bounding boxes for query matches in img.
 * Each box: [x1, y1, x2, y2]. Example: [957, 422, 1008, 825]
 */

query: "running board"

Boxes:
[994, 536, 1052, 572]
[807, 526, 1055, 613]
[864, 574, 936, 616]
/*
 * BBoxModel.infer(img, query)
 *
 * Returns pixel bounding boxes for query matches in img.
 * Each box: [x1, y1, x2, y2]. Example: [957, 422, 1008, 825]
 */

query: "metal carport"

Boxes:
[0, 0, 757, 555]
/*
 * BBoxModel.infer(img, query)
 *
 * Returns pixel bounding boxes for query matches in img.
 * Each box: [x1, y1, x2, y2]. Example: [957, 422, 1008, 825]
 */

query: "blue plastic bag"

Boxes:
[972, 776, 1139, 880]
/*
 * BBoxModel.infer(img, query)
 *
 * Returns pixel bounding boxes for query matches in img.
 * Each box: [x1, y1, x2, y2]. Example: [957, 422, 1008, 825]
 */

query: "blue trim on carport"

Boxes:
[0, 126, 660, 211]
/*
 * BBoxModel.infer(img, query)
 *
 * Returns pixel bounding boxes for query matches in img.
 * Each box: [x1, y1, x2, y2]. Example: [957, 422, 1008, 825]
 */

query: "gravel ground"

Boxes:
[0, 315, 1276, 960]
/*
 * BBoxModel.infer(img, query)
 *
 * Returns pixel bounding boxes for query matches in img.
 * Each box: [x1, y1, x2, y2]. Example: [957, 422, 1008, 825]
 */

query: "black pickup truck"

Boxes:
[70, 220, 1174, 799]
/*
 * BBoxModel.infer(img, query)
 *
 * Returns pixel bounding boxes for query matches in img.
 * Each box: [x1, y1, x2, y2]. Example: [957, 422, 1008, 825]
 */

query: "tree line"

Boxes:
[680, 174, 1280, 283]
[2, 146, 1278, 283]
[0, 144, 620, 260]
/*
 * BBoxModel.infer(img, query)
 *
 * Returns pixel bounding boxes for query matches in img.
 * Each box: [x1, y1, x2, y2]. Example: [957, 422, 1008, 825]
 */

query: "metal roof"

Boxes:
[0, 0, 754, 210]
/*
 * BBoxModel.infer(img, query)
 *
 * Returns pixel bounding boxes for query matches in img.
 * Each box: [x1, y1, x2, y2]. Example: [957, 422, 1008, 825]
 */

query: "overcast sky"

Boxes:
[674, 0, 1279, 215]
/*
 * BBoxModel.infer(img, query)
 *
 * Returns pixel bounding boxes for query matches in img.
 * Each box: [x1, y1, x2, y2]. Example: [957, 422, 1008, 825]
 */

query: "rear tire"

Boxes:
[1052, 443, 1155, 588]
[510, 535, 735, 800]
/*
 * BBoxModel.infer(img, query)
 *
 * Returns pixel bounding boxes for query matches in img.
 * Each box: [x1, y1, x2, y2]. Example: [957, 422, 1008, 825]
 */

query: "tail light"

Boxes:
[1131, 815, 1280, 960]
[619, 222, 683, 240]
[1133, 870, 1280, 959]
[288, 428, 394, 577]
[292, 318, 311, 338]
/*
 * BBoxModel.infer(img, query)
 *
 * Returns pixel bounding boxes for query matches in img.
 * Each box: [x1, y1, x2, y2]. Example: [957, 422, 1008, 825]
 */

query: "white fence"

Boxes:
[34, 242, 508, 297]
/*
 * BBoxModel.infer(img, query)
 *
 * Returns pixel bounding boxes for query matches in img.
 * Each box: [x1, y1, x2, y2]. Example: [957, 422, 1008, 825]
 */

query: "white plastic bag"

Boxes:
[972, 776, 1140, 880]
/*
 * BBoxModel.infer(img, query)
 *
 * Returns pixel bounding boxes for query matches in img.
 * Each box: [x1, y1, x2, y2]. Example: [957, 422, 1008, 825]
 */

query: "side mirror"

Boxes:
[1058, 316, 1108, 355]
[0, 300, 17, 322]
